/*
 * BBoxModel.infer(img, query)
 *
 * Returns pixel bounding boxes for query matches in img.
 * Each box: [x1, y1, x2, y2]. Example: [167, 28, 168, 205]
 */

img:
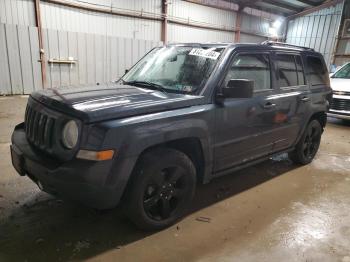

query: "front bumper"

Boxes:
[328, 95, 350, 120]
[327, 111, 350, 120]
[10, 123, 133, 209]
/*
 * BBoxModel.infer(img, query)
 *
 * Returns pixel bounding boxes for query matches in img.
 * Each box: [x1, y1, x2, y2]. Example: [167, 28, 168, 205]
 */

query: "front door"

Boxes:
[213, 52, 279, 173]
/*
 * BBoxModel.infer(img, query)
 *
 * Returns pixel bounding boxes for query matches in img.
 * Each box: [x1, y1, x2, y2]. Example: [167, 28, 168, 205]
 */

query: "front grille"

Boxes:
[330, 98, 350, 112]
[25, 104, 56, 150]
[333, 90, 350, 96]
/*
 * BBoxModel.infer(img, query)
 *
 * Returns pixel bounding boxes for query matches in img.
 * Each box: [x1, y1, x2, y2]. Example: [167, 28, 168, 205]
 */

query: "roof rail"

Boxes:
[261, 41, 314, 51]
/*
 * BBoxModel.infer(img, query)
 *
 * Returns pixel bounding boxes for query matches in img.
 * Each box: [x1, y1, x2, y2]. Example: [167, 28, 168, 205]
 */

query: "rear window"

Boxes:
[306, 56, 329, 86]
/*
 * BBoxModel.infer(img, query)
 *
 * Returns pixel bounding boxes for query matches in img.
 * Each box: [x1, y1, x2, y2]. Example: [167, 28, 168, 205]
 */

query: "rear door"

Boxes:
[270, 52, 310, 152]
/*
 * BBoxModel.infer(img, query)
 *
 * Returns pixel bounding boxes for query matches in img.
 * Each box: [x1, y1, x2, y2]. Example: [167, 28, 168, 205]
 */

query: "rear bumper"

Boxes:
[11, 123, 135, 209]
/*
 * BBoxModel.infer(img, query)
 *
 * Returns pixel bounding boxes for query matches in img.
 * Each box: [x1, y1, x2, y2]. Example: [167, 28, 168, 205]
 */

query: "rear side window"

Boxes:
[306, 56, 329, 86]
[295, 56, 306, 85]
[277, 54, 298, 87]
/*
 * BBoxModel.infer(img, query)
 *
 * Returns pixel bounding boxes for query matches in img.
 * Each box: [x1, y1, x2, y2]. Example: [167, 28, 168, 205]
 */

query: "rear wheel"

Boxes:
[124, 148, 196, 230]
[289, 119, 322, 165]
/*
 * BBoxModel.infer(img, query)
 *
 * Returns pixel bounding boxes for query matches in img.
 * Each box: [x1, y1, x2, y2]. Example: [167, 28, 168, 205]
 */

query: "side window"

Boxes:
[306, 56, 329, 86]
[276, 54, 298, 87]
[295, 56, 306, 85]
[223, 53, 271, 91]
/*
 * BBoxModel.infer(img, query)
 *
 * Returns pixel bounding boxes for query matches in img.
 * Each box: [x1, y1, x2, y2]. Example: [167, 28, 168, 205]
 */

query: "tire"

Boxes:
[124, 148, 196, 231]
[342, 119, 350, 125]
[289, 119, 322, 165]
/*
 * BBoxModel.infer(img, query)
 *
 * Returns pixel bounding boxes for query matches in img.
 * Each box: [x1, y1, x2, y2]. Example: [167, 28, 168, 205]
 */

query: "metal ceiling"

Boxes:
[225, 0, 328, 16]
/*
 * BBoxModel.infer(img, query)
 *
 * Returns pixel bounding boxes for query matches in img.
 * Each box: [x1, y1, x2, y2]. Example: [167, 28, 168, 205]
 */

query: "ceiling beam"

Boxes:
[261, 0, 303, 12]
[230, 0, 294, 16]
[293, 0, 319, 6]
[244, 4, 292, 16]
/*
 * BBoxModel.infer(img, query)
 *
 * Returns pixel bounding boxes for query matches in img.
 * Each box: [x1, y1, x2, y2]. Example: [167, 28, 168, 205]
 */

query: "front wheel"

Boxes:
[124, 148, 196, 230]
[289, 119, 322, 165]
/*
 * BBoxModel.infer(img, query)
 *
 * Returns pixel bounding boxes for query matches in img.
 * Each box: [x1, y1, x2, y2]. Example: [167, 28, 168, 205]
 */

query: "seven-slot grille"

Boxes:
[25, 104, 55, 150]
[330, 98, 350, 112]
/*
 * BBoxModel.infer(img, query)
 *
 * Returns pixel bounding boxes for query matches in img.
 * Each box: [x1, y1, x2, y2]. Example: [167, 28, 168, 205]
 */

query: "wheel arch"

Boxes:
[309, 111, 327, 128]
[295, 111, 327, 146]
[132, 137, 209, 185]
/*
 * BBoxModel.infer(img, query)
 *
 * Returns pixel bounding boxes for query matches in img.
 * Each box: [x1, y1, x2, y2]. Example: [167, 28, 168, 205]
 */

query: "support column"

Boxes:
[34, 0, 46, 88]
[234, 5, 244, 43]
[161, 0, 168, 44]
[281, 19, 289, 43]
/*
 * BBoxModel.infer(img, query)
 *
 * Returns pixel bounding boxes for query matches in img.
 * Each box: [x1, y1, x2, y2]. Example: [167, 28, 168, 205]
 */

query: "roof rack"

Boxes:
[261, 41, 314, 51]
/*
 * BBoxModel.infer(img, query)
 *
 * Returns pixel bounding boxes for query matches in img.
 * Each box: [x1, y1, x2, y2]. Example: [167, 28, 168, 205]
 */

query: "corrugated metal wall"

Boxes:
[0, 0, 272, 43]
[241, 13, 270, 37]
[240, 33, 267, 43]
[168, 24, 234, 43]
[168, 0, 235, 43]
[169, 0, 236, 26]
[0, 23, 42, 95]
[42, 28, 161, 89]
[240, 12, 271, 43]
[286, 2, 344, 67]
[40, 0, 162, 41]
[0, 22, 161, 95]
[0, 0, 279, 94]
[0, 0, 36, 26]
[167, 0, 270, 43]
[0, 0, 162, 40]
[333, 0, 350, 66]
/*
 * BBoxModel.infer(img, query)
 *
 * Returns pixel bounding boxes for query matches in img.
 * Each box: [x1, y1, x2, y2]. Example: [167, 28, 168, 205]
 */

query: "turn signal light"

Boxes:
[77, 149, 115, 161]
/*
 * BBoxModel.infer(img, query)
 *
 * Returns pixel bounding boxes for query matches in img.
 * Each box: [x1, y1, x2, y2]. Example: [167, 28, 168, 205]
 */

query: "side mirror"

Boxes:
[221, 79, 254, 99]
[125, 69, 129, 74]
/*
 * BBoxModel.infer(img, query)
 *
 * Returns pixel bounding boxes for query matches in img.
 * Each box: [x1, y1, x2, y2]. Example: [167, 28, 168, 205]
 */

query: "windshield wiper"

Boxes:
[124, 80, 168, 94]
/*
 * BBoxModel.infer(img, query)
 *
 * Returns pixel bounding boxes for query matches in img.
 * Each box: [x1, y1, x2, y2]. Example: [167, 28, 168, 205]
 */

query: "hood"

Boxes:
[330, 78, 350, 92]
[31, 83, 205, 123]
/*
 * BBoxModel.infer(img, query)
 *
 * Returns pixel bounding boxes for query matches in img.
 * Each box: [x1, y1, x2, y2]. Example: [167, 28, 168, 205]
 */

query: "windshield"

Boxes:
[332, 63, 350, 79]
[121, 46, 224, 94]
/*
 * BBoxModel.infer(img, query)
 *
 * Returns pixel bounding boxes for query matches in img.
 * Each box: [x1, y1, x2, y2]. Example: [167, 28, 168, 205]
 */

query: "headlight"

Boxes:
[62, 120, 79, 149]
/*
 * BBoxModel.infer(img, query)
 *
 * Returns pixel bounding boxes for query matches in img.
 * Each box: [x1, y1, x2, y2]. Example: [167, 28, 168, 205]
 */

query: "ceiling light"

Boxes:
[273, 19, 284, 29]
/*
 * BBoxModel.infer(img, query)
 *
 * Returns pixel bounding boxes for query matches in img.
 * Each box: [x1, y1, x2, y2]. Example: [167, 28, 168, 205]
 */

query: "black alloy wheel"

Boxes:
[289, 119, 322, 165]
[302, 123, 321, 160]
[124, 148, 196, 230]
[143, 167, 189, 221]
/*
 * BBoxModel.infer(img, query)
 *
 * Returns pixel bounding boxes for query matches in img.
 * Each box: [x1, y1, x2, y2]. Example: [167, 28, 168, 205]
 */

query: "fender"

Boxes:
[98, 105, 214, 203]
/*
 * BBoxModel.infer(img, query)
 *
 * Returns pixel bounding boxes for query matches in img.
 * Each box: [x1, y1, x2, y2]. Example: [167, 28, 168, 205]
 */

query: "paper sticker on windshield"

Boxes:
[189, 48, 220, 60]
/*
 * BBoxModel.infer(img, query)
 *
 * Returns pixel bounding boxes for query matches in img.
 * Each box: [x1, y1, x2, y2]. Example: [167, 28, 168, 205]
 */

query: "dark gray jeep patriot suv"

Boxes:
[11, 41, 332, 230]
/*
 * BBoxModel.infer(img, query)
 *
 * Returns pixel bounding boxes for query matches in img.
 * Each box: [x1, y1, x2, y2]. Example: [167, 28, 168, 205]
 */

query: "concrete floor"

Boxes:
[0, 96, 350, 262]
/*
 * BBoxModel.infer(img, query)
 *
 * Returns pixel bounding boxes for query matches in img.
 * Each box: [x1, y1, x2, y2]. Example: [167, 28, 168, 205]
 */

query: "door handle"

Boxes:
[263, 102, 276, 109]
[301, 96, 310, 102]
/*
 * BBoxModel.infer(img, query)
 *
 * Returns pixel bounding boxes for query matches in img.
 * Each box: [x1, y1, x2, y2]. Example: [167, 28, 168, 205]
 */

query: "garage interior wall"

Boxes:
[285, 2, 344, 68]
[333, 0, 350, 66]
[0, 0, 279, 95]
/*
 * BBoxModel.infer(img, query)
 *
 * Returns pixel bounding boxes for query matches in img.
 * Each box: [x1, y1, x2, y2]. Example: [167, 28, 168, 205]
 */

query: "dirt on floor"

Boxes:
[0, 96, 350, 262]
